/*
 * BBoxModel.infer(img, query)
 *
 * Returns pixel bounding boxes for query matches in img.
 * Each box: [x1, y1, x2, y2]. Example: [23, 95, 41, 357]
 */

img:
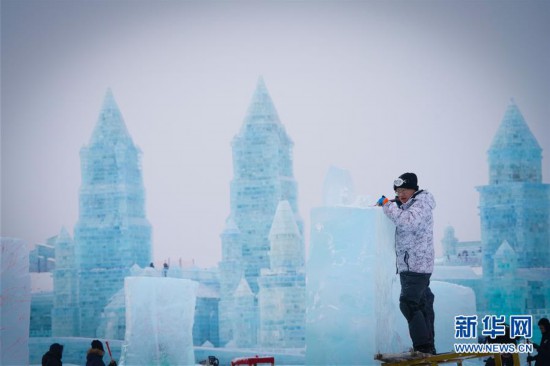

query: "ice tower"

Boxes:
[477, 102, 550, 277]
[258, 200, 306, 348]
[52, 90, 152, 337]
[218, 77, 303, 346]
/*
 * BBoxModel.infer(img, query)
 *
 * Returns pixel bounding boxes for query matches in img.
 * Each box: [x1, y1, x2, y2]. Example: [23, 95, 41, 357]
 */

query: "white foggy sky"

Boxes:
[1, 0, 549, 268]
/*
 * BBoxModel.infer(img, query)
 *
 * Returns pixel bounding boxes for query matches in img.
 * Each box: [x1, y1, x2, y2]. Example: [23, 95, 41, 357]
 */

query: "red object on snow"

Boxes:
[230, 355, 275, 366]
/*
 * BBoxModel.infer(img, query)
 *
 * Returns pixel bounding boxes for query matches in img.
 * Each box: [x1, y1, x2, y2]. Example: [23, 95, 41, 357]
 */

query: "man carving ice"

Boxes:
[377, 172, 437, 354]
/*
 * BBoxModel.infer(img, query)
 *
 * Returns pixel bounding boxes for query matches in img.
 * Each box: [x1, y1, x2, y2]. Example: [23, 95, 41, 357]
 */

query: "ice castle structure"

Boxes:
[51, 89, 152, 337]
[477, 102, 550, 316]
[478, 102, 550, 275]
[218, 77, 304, 347]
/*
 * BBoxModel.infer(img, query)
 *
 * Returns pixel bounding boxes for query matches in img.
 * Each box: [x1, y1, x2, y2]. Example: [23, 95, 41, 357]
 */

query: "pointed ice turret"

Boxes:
[488, 102, 542, 184]
[269, 200, 303, 271]
[484, 240, 525, 317]
[258, 200, 305, 348]
[234, 277, 254, 298]
[232, 277, 257, 347]
[242, 76, 281, 126]
[89, 89, 132, 146]
[494, 240, 518, 277]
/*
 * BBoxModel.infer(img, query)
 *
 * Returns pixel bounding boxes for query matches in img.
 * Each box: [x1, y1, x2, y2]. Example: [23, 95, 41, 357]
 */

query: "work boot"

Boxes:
[414, 344, 436, 355]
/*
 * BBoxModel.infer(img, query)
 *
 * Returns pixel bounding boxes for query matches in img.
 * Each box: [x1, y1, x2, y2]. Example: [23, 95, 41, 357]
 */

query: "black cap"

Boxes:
[393, 172, 419, 191]
[91, 339, 104, 352]
[49, 343, 63, 357]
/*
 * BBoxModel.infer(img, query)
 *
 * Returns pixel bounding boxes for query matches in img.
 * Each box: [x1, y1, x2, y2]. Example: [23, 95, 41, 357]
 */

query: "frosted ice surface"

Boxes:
[306, 206, 398, 365]
[1, 238, 31, 365]
[120, 276, 198, 366]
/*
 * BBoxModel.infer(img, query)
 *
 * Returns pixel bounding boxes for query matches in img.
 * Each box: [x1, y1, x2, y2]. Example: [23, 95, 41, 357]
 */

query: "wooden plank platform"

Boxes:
[374, 351, 506, 366]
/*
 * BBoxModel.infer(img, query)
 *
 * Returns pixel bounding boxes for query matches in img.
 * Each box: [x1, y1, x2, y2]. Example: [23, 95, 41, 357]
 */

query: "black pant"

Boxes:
[399, 271, 435, 349]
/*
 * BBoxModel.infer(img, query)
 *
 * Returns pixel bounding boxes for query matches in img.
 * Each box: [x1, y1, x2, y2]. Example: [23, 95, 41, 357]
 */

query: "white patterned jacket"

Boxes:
[382, 190, 436, 274]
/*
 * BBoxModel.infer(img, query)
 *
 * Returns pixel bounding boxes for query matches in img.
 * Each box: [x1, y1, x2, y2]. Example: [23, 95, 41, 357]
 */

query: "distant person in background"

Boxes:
[528, 318, 550, 366]
[42, 343, 63, 366]
[86, 339, 117, 366]
[377, 172, 436, 354]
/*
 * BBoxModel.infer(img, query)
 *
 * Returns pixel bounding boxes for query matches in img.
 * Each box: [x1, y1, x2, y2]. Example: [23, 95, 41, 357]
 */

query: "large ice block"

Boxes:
[306, 206, 398, 365]
[120, 276, 198, 366]
[1, 238, 31, 365]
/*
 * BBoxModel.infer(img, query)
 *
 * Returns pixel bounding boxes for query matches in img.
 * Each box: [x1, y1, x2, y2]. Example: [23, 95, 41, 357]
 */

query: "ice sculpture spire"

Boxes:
[258, 200, 306, 347]
[268, 200, 303, 270]
[242, 76, 281, 126]
[219, 78, 303, 347]
[477, 102, 549, 276]
[494, 241, 517, 277]
[90, 88, 132, 146]
[488, 102, 542, 184]
[52, 89, 152, 337]
[232, 278, 257, 347]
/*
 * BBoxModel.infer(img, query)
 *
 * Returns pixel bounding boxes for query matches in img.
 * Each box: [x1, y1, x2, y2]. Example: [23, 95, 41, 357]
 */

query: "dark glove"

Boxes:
[393, 196, 403, 207]
[108, 361, 118, 366]
[527, 355, 535, 362]
[376, 195, 389, 206]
